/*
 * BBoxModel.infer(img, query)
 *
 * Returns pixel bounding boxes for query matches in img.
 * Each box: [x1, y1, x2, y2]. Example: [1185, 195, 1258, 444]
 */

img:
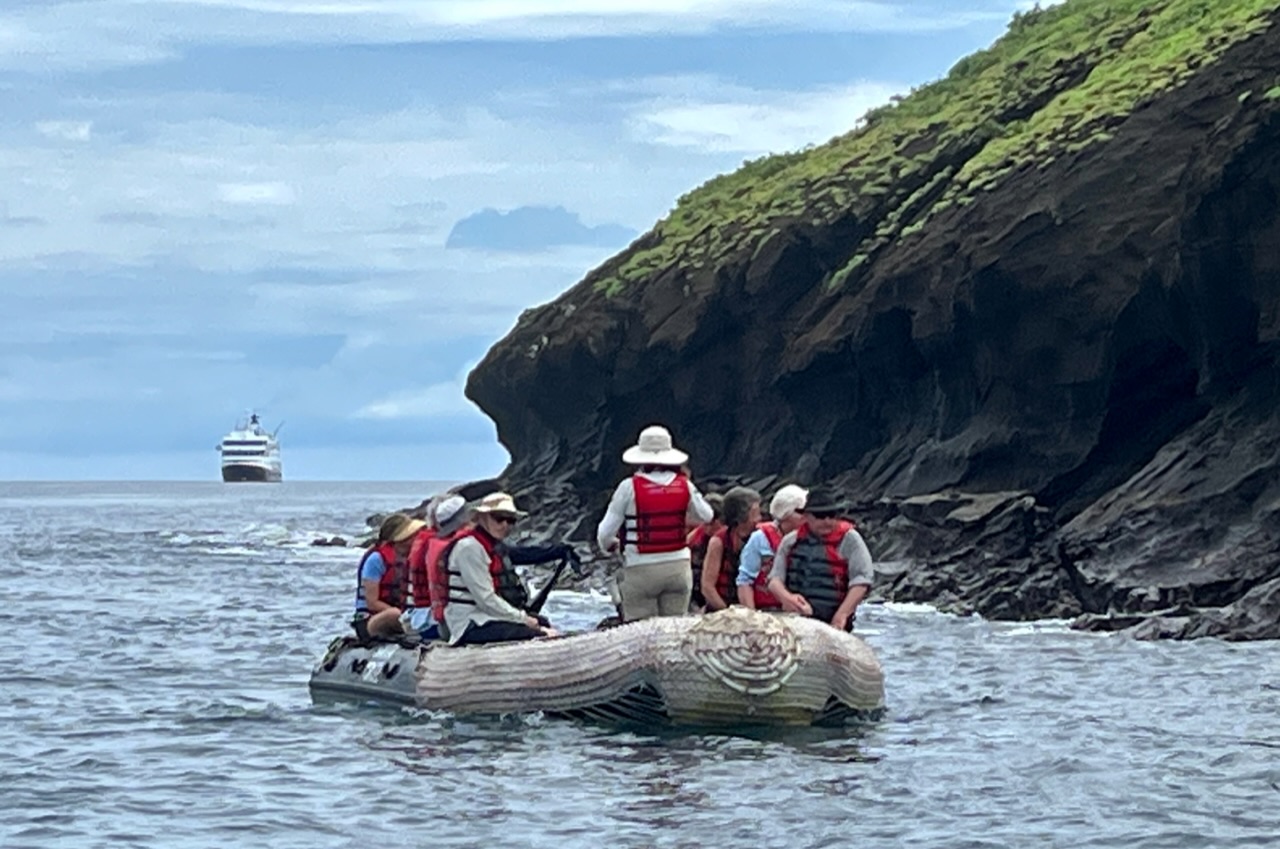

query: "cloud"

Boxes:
[96, 211, 168, 226]
[354, 382, 477, 421]
[1, 214, 45, 228]
[0, 1, 1022, 71]
[35, 120, 92, 142]
[0, 0, 1033, 479]
[632, 78, 905, 153]
[216, 181, 296, 205]
[445, 205, 637, 253]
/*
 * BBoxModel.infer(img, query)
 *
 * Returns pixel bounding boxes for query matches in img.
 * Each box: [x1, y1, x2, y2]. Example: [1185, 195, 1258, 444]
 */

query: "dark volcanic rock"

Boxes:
[463, 10, 1280, 640]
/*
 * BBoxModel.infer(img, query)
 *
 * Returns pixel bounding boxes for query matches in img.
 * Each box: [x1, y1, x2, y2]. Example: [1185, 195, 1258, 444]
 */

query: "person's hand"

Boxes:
[781, 593, 811, 616]
[831, 611, 850, 631]
[524, 615, 542, 629]
[539, 627, 560, 638]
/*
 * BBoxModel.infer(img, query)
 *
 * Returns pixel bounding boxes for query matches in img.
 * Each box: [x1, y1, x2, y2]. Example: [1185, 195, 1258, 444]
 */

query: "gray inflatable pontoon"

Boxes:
[308, 607, 885, 727]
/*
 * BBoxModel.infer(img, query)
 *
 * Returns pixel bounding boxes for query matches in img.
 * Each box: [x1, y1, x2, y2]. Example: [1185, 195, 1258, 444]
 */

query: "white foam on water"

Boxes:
[879, 601, 948, 615]
[991, 619, 1074, 637]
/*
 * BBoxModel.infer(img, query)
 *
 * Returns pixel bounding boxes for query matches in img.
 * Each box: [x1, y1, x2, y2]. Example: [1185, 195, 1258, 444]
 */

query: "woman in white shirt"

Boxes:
[596, 425, 714, 620]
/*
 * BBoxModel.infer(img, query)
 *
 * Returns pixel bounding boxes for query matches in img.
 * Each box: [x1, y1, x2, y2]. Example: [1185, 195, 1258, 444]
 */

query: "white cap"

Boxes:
[769, 484, 809, 521]
[435, 494, 467, 527]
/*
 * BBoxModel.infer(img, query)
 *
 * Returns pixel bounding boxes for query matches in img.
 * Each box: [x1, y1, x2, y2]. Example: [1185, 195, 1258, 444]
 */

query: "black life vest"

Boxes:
[786, 521, 855, 622]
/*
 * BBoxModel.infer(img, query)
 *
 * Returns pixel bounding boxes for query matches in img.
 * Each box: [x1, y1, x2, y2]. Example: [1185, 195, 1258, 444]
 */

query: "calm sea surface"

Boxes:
[1, 481, 1276, 849]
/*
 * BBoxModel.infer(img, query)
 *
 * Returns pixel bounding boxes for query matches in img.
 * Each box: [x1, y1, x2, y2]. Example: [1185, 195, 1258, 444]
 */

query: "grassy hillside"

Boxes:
[597, 0, 1276, 297]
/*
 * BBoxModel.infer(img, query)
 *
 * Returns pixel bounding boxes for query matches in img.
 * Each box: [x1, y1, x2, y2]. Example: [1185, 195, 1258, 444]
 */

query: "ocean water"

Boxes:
[1, 481, 1276, 849]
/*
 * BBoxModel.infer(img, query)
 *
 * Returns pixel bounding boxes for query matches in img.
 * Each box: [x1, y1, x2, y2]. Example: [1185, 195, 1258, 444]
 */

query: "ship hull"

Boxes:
[221, 464, 282, 483]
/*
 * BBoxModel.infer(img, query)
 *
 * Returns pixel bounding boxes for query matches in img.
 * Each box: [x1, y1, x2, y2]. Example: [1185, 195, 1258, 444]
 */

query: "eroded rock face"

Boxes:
[464, 22, 1280, 640]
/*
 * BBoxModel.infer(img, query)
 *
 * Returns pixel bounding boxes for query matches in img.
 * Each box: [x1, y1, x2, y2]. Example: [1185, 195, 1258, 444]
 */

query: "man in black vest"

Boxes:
[766, 485, 874, 632]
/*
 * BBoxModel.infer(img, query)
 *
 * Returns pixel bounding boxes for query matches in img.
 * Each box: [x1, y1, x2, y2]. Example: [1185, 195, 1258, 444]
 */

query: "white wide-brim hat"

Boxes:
[472, 491, 528, 519]
[621, 424, 689, 466]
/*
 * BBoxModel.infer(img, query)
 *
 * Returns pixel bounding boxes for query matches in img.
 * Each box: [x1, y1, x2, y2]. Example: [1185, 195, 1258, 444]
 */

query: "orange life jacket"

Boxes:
[622, 473, 691, 554]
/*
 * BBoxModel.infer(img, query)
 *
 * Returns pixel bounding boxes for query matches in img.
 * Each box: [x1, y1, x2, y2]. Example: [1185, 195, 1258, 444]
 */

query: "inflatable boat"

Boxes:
[308, 606, 885, 727]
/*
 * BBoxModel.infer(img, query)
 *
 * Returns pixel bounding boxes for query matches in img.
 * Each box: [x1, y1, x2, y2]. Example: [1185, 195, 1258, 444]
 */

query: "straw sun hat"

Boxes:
[472, 492, 527, 519]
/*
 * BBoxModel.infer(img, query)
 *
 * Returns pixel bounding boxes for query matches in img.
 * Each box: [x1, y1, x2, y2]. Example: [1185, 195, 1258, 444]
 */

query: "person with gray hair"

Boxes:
[401, 493, 470, 641]
[700, 486, 762, 611]
[736, 484, 808, 610]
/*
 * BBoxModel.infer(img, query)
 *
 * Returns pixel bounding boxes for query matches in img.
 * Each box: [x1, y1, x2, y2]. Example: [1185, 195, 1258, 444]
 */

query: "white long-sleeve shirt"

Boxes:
[443, 536, 527, 644]
[596, 470, 714, 567]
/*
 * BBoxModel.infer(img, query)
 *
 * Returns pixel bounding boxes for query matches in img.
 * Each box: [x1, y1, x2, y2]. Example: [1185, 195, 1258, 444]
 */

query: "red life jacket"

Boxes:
[750, 521, 784, 610]
[688, 524, 715, 607]
[426, 528, 462, 624]
[709, 526, 750, 606]
[622, 473, 691, 554]
[354, 542, 405, 613]
[442, 527, 527, 612]
[786, 520, 855, 622]
[407, 528, 436, 608]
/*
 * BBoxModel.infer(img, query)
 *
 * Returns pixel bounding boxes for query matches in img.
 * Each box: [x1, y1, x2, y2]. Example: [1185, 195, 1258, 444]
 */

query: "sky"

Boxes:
[0, 0, 1041, 481]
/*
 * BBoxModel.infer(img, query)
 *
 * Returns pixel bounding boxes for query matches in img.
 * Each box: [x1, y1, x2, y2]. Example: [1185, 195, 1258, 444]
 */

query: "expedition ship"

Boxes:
[217, 413, 283, 482]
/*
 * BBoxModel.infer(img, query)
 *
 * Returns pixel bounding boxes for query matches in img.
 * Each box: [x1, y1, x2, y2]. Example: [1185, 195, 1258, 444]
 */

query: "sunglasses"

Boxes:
[808, 510, 839, 519]
[489, 514, 519, 526]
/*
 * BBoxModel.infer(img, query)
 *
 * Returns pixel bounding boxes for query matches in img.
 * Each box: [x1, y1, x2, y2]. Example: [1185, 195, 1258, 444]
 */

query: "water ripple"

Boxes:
[1, 481, 1278, 849]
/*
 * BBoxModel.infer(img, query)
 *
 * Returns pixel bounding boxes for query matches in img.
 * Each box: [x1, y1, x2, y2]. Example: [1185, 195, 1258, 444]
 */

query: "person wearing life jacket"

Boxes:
[736, 483, 809, 610]
[400, 493, 470, 641]
[443, 492, 559, 646]
[406, 512, 438, 610]
[767, 485, 874, 632]
[699, 487, 760, 611]
[352, 512, 425, 641]
[596, 424, 714, 621]
[687, 491, 725, 612]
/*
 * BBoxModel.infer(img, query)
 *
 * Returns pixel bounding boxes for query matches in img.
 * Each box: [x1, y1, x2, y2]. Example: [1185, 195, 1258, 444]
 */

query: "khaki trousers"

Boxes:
[617, 556, 693, 621]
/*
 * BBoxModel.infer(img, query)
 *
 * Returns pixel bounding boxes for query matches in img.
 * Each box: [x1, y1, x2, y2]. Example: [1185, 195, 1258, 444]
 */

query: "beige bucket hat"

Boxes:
[472, 491, 528, 519]
[621, 424, 689, 466]
[380, 512, 426, 543]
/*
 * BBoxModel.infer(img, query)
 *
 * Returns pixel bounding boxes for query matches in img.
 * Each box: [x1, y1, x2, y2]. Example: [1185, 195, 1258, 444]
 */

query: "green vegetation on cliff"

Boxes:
[596, 0, 1276, 297]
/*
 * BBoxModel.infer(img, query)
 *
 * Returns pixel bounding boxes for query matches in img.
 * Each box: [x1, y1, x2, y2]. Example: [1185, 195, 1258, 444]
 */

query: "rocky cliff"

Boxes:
[465, 0, 1280, 640]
